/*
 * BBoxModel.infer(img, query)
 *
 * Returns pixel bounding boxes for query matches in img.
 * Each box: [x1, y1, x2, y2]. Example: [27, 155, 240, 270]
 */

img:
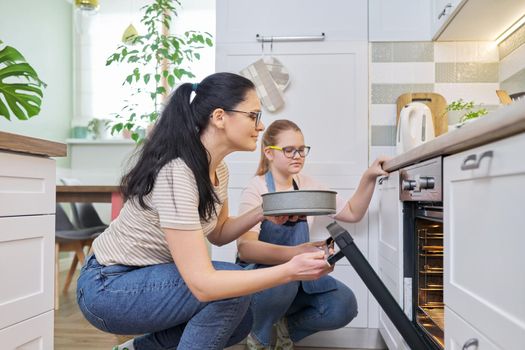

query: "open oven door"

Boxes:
[326, 222, 435, 350]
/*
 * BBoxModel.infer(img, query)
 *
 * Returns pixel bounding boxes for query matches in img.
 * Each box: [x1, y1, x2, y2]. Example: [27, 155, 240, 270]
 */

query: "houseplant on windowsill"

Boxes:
[0, 40, 46, 121]
[105, 0, 213, 142]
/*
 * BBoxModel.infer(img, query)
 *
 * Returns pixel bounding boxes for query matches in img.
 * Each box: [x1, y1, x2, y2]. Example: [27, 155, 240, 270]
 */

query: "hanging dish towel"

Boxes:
[240, 57, 290, 112]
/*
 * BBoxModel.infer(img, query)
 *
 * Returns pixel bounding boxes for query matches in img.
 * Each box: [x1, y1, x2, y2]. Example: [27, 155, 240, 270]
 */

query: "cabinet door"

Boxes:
[444, 132, 525, 350]
[377, 171, 410, 350]
[0, 215, 55, 330]
[369, 0, 432, 41]
[0, 311, 53, 350]
[431, 0, 462, 39]
[445, 307, 501, 350]
[0, 152, 55, 217]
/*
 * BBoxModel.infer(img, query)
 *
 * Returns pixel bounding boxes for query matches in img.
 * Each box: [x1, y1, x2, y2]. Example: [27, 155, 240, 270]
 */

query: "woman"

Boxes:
[76, 73, 333, 350]
[237, 119, 389, 349]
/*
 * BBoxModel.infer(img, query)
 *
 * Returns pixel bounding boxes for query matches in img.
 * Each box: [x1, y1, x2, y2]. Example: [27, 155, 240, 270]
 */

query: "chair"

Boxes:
[59, 178, 109, 231]
[55, 204, 104, 309]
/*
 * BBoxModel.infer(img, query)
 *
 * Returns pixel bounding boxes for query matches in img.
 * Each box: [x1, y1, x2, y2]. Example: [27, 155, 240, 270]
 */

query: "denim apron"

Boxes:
[258, 171, 337, 294]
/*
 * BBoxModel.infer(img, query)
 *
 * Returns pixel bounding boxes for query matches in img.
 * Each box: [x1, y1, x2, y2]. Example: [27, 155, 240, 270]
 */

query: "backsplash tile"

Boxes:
[371, 125, 397, 146]
[435, 62, 499, 83]
[499, 23, 525, 59]
[371, 84, 434, 104]
[372, 42, 433, 62]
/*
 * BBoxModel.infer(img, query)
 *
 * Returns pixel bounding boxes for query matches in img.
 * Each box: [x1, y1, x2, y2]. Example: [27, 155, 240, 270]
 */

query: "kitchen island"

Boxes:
[0, 132, 66, 348]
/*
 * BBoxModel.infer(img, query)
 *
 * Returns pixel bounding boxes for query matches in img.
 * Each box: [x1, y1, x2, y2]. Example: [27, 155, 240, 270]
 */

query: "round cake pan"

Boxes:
[262, 190, 337, 216]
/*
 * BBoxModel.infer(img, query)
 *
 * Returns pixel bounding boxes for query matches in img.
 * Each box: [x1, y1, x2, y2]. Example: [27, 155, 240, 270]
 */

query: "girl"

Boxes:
[76, 74, 333, 350]
[237, 119, 389, 349]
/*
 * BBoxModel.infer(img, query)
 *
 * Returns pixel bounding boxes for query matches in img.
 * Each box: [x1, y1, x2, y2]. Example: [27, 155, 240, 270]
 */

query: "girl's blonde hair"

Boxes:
[256, 119, 302, 175]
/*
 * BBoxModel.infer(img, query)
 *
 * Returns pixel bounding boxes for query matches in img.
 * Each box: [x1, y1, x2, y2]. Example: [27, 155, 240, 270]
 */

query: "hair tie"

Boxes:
[192, 83, 199, 92]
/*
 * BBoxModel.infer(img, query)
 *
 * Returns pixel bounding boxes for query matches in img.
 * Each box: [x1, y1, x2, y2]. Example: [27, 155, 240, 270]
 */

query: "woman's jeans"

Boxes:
[250, 279, 358, 346]
[77, 255, 253, 350]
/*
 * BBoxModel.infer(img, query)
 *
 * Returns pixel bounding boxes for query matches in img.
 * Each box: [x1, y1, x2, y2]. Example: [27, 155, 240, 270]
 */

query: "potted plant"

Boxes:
[105, 0, 213, 142]
[0, 39, 46, 121]
[446, 99, 488, 127]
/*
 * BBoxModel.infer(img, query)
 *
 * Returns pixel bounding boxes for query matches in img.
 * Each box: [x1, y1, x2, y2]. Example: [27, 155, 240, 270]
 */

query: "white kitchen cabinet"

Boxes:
[0, 135, 64, 349]
[431, 0, 463, 39]
[217, 0, 367, 43]
[444, 132, 525, 350]
[445, 307, 500, 350]
[369, 0, 432, 42]
[376, 171, 410, 350]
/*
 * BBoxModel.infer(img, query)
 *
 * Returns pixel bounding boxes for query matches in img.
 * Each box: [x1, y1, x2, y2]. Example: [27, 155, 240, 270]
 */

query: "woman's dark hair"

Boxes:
[121, 72, 255, 220]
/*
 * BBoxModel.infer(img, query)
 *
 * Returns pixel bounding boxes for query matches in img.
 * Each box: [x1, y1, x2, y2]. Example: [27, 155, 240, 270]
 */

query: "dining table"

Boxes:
[55, 185, 123, 220]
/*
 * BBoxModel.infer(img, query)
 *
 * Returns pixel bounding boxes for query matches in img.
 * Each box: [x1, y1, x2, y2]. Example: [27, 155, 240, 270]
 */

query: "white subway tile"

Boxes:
[434, 42, 457, 62]
[369, 146, 397, 164]
[370, 62, 435, 84]
[370, 104, 397, 126]
[455, 42, 478, 62]
[434, 83, 501, 105]
[476, 41, 499, 62]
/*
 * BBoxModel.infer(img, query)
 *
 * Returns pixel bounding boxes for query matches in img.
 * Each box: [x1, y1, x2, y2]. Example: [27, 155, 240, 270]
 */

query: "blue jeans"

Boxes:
[250, 279, 358, 346]
[77, 255, 253, 350]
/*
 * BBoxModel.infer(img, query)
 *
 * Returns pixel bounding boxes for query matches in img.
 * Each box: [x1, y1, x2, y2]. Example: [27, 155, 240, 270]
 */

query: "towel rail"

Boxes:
[255, 33, 325, 43]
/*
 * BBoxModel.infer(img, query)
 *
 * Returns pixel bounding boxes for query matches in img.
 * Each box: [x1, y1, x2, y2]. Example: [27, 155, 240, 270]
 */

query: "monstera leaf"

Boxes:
[0, 40, 46, 121]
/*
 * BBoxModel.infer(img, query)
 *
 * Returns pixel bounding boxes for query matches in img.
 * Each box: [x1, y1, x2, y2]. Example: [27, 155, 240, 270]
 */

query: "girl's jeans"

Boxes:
[77, 255, 252, 350]
[250, 279, 358, 346]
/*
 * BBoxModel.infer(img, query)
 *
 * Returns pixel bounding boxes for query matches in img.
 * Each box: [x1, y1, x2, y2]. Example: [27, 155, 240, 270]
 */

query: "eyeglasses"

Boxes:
[268, 145, 311, 158]
[223, 109, 262, 127]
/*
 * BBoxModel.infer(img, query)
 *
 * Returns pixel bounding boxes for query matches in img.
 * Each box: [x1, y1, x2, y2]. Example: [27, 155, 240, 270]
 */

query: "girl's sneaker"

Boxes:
[245, 332, 270, 350]
[274, 318, 294, 350]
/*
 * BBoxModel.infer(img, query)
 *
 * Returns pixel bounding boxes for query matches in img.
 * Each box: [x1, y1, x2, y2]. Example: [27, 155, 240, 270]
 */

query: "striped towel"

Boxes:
[240, 57, 290, 112]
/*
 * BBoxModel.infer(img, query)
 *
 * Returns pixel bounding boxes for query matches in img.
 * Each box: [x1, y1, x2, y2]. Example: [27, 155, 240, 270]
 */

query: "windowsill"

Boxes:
[66, 138, 136, 145]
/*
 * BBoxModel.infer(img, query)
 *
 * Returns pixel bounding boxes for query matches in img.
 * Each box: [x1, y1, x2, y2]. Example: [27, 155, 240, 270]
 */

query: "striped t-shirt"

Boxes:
[93, 158, 229, 266]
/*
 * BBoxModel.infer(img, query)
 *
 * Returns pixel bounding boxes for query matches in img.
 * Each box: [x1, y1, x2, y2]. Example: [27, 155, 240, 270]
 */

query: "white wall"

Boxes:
[0, 0, 73, 167]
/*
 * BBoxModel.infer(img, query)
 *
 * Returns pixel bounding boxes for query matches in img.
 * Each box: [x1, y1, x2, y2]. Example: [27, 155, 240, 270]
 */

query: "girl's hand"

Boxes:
[296, 240, 326, 255]
[367, 156, 390, 179]
[287, 250, 333, 281]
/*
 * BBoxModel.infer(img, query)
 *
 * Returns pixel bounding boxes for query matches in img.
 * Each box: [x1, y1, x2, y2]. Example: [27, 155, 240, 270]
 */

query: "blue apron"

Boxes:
[258, 171, 337, 294]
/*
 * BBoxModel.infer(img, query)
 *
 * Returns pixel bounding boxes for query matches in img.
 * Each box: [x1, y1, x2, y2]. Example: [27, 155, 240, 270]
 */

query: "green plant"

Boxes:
[0, 39, 46, 121]
[87, 118, 109, 139]
[106, 0, 213, 142]
[446, 99, 488, 124]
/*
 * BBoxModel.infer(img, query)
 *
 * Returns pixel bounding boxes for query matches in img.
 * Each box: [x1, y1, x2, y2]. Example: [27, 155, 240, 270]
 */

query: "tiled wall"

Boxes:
[499, 24, 525, 96]
[369, 41, 500, 158]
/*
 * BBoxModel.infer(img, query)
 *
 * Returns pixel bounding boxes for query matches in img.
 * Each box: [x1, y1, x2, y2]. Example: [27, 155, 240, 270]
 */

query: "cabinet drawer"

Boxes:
[445, 307, 501, 350]
[0, 311, 53, 349]
[0, 152, 55, 217]
[0, 215, 54, 329]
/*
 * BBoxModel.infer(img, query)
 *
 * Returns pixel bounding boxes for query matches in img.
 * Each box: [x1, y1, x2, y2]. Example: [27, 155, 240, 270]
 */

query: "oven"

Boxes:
[400, 156, 444, 349]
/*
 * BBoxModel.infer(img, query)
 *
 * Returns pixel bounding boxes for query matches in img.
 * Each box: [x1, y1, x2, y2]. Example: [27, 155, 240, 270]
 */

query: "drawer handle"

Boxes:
[460, 150, 493, 171]
[462, 338, 479, 350]
[438, 3, 452, 19]
[378, 176, 388, 185]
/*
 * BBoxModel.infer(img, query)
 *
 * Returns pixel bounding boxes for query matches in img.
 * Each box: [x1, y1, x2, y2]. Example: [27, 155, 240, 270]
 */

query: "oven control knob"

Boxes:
[418, 176, 435, 190]
[402, 179, 416, 191]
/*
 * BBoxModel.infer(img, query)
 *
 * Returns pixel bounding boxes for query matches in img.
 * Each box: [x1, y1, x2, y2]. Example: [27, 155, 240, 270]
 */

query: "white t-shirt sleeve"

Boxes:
[152, 159, 202, 230]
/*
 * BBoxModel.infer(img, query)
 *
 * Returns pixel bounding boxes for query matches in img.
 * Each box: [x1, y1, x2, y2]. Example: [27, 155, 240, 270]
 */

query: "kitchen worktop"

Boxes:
[383, 99, 525, 172]
[0, 131, 67, 157]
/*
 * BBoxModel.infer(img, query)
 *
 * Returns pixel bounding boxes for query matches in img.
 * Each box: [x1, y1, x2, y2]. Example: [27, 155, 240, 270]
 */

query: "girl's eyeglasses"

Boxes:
[223, 109, 262, 127]
[268, 145, 311, 158]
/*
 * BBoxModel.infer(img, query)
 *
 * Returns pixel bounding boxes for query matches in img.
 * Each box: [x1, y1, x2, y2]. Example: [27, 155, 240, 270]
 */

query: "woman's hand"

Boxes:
[366, 155, 390, 180]
[286, 250, 333, 281]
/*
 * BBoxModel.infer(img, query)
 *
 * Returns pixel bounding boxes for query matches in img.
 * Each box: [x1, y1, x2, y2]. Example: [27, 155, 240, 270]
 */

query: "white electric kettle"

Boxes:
[396, 102, 435, 155]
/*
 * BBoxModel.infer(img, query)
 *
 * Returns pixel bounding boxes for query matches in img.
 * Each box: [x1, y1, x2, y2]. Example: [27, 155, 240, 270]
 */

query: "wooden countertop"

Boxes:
[0, 131, 67, 157]
[383, 99, 525, 172]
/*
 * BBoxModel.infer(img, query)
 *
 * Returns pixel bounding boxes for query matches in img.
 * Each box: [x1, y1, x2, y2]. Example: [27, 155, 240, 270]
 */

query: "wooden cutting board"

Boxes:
[396, 92, 448, 137]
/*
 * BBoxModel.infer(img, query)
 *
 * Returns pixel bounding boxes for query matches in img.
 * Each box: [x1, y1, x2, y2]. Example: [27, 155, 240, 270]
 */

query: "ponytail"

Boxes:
[121, 72, 255, 220]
